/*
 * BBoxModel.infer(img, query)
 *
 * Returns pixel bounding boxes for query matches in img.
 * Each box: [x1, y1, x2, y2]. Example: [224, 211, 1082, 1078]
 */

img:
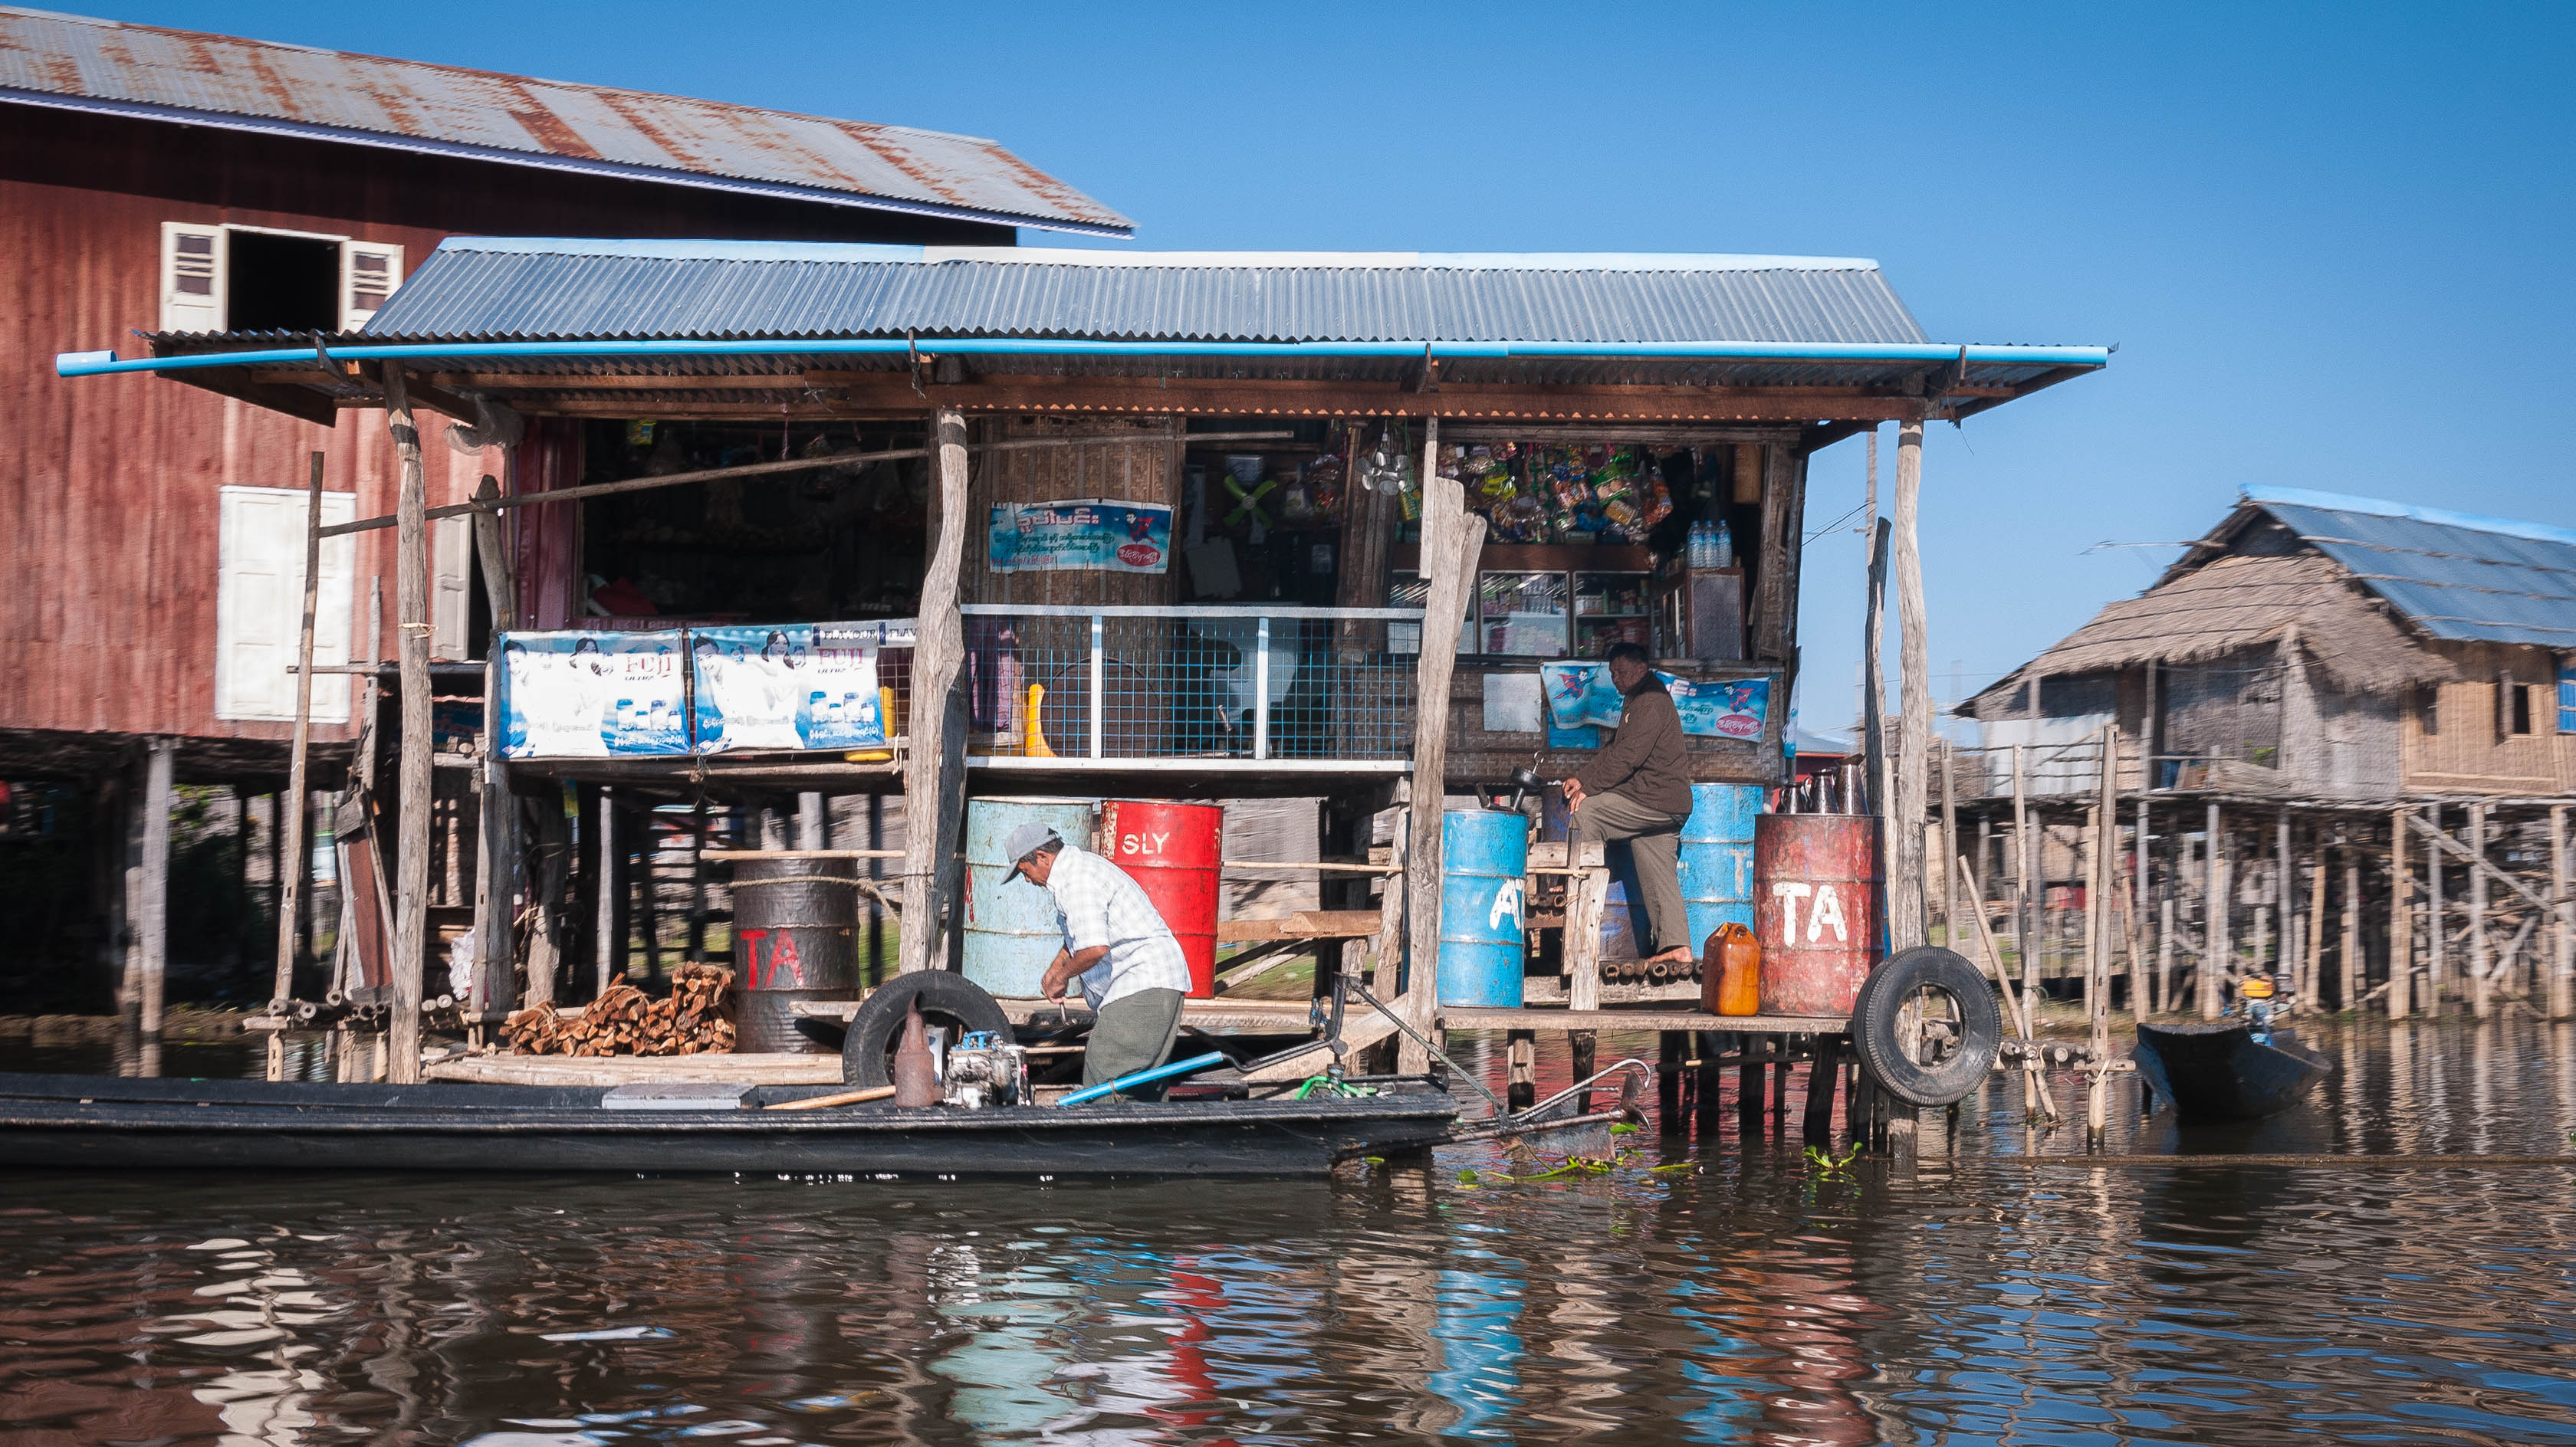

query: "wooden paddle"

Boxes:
[763, 1084, 899, 1111]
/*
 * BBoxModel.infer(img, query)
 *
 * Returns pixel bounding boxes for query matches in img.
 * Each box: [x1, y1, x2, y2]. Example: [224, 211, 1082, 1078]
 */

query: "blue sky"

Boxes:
[127, 2, 2576, 729]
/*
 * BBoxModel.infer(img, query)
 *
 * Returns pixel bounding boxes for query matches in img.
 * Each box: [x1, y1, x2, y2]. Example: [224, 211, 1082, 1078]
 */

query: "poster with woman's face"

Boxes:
[495, 631, 688, 758]
[689, 622, 889, 753]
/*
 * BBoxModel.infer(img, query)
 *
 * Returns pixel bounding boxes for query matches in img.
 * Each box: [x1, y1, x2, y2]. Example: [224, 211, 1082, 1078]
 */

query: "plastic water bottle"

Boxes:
[1687, 521, 1707, 568]
[1714, 520, 1734, 569]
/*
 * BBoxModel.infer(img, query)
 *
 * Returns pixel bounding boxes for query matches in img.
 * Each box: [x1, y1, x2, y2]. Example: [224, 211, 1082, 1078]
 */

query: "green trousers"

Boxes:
[1082, 987, 1185, 1100]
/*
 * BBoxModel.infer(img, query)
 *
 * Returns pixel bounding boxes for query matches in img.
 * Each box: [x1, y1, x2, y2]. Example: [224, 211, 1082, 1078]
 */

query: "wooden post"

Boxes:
[1569, 1029, 1597, 1115]
[383, 369, 432, 1084]
[1566, 841, 1606, 1012]
[2089, 724, 2114, 1134]
[1371, 809, 1410, 997]
[2551, 804, 2571, 1020]
[525, 799, 566, 1009]
[594, 787, 617, 991]
[2158, 894, 2176, 1016]
[1802, 1048, 1838, 1143]
[1506, 1029, 1536, 1112]
[1655, 1030, 1686, 1134]
[1940, 740, 1960, 941]
[2203, 802, 2226, 1019]
[2425, 802, 2446, 1016]
[1888, 419, 1930, 950]
[2390, 806, 2411, 1019]
[1399, 418, 1485, 1072]
[2134, 795, 2150, 1006]
[2469, 802, 2491, 1019]
[2274, 806, 2292, 995]
[133, 739, 176, 1038]
[1863, 517, 1888, 817]
[899, 410, 973, 976]
[2340, 842, 2361, 1014]
[2306, 840, 2328, 1016]
[2013, 743, 2034, 996]
[2081, 803, 2100, 1022]
[798, 792, 828, 850]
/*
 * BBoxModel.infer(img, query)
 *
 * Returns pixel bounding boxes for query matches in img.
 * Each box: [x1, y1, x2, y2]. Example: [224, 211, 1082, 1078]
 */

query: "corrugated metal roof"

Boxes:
[360, 238, 1932, 345]
[0, 7, 1129, 234]
[2246, 486, 2576, 648]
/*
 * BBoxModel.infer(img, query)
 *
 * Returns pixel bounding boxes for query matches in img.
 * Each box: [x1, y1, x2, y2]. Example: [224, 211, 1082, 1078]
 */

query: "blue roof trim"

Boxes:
[2247, 484, 2576, 550]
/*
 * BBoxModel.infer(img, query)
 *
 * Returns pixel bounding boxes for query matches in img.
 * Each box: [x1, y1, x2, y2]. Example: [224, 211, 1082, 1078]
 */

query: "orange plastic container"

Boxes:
[1701, 922, 1763, 1016]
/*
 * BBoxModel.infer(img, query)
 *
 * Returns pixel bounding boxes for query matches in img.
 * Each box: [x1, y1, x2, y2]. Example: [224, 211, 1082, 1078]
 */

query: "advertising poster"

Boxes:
[1539, 662, 1771, 742]
[690, 622, 894, 753]
[988, 498, 1174, 573]
[496, 631, 688, 759]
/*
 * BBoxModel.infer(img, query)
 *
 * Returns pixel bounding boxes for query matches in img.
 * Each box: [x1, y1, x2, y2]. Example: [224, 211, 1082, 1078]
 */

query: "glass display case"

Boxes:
[1572, 570, 1651, 657]
[1478, 570, 1569, 657]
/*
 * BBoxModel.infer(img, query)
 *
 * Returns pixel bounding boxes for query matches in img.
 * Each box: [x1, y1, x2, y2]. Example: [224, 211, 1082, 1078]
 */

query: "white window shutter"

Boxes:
[340, 240, 403, 330]
[431, 514, 473, 660]
[217, 487, 356, 723]
[161, 222, 226, 333]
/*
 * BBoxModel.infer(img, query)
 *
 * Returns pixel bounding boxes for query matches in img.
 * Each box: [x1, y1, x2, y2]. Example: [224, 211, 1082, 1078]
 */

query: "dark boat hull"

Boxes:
[2132, 1022, 2329, 1123]
[0, 1074, 1458, 1178]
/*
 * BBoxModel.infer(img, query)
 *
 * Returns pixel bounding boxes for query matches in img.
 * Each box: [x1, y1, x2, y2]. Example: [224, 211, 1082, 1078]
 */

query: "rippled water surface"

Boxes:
[5, 1016, 2574, 1445]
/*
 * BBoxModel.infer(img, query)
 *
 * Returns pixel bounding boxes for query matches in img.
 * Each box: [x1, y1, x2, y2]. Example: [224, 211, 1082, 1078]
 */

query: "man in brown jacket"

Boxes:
[1562, 641, 1696, 966]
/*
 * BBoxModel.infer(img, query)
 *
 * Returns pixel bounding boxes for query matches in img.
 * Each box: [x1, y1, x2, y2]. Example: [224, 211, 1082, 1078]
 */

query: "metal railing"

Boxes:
[956, 604, 1424, 769]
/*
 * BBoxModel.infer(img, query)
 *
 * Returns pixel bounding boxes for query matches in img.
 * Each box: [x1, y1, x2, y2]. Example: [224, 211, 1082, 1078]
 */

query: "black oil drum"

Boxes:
[729, 853, 863, 1054]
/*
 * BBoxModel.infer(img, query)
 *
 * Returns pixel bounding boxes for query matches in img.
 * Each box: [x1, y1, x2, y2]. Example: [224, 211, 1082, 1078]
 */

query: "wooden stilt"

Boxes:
[2469, 802, 2491, 1019]
[1569, 1029, 1597, 1116]
[1889, 418, 1930, 949]
[1801, 1047, 1838, 1143]
[382, 370, 432, 1084]
[2306, 840, 2328, 1016]
[2341, 842, 2361, 1013]
[1940, 741, 1959, 940]
[1506, 1029, 1536, 1112]
[594, 786, 617, 992]
[524, 799, 566, 1009]
[135, 739, 174, 1038]
[2551, 804, 2571, 1020]
[2203, 802, 2226, 1018]
[1737, 1058, 1765, 1137]
[899, 410, 974, 976]
[2158, 895, 2176, 1016]
[1656, 1030, 1686, 1134]
[2390, 806, 2411, 1019]
[265, 451, 327, 1080]
[1694, 1032, 1724, 1137]
[2426, 802, 2446, 1016]
[469, 470, 519, 1034]
[2013, 743, 2035, 998]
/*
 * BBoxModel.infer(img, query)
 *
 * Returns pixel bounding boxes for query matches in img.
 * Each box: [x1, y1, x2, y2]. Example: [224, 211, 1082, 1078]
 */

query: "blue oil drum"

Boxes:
[1439, 808, 1530, 1007]
[962, 796, 1099, 998]
[1677, 783, 1762, 953]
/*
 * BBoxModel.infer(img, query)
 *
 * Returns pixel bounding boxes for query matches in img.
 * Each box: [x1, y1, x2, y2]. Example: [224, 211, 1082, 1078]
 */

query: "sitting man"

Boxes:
[1004, 822, 1194, 1100]
[1562, 641, 1697, 969]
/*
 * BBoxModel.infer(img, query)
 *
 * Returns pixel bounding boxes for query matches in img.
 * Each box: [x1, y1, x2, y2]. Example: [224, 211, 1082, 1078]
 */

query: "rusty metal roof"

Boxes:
[0, 7, 1131, 235]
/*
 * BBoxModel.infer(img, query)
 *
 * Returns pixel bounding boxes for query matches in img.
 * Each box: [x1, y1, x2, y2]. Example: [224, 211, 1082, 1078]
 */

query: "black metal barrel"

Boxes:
[729, 854, 863, 1054]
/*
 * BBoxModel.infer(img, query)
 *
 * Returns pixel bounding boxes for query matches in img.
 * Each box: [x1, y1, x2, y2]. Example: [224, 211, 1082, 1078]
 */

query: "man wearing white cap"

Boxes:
[1003, 822, 1193, 1099]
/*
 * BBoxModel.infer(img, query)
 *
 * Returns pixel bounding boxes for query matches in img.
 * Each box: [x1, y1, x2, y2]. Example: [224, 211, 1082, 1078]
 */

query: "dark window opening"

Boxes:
[2419, 685, 2440, 735]
[225, 230, 340, 334]
[2509, 682, 2534, 736]
[578, 418, 929, 624]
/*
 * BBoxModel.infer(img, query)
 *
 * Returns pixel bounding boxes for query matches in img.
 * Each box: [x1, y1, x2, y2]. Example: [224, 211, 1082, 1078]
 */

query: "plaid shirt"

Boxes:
[1043, 844, 1194, 1008]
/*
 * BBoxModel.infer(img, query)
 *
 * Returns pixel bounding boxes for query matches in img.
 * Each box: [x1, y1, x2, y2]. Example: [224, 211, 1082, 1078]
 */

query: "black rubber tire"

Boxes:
[1850, 947, 2002, 1108]
[840, 972, 1014, 1087]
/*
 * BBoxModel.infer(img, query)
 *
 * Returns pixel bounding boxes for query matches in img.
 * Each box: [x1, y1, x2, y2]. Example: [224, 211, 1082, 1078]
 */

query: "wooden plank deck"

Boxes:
[426, 1052, 843, 1086]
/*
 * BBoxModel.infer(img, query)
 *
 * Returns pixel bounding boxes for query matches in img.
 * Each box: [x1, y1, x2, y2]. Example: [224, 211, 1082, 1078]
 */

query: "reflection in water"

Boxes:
[1, 1016, 2572, 1443]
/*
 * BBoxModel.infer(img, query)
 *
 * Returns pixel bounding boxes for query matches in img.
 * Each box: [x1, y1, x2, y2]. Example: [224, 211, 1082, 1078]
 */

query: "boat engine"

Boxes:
[941, 1032, 1030, 1110]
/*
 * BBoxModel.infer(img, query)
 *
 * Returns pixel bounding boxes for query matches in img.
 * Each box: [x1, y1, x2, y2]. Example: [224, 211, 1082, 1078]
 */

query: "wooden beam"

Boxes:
[384, 369, 433, 1083]
[898, 410, 972, 974]
[1399, 419, 1487, 1071]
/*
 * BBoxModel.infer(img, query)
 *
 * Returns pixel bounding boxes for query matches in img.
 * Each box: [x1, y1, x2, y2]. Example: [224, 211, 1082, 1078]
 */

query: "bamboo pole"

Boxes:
[1889, 418, 1930, 950]
[2553, 804, 2571, 1020]
[267, 451, 326, 1080]
[383, 369, 432, 1084]
[1864, 517, 1888, 817]
[2386, 808, 2408, 1017]
[2089, 724, 2115, 1140]
[1940, 740, 1959, 940]
[897, 410, 973, 975]
[2469, 802, 2491, 1019]
[594, 789, 616, 992]
[2306, 841, 2328, 1016]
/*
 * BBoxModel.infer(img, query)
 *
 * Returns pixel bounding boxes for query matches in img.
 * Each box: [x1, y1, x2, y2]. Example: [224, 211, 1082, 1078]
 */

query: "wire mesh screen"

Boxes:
[957, 608, 1419, 761]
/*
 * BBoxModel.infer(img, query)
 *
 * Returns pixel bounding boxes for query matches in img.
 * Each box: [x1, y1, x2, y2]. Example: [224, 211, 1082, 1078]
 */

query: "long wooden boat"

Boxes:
[2131, 1022, 2330, 1124]
[0, 1073, 1460, 1178]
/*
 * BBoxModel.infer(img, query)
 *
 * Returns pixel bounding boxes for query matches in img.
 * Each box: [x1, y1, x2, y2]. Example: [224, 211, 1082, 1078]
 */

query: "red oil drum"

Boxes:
[1753, 813, 1883, 1016]
[1099, 799, 1224, 998]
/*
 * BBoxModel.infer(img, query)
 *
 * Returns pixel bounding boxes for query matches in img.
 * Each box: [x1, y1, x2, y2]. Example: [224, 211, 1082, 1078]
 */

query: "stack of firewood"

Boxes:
[505, 965, 735, 1056]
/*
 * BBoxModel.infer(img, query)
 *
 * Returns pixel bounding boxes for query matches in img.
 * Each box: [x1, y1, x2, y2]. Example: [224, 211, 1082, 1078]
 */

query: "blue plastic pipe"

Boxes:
[1054, 1050, 1229, 1107]
[54, 336, 2111, 379]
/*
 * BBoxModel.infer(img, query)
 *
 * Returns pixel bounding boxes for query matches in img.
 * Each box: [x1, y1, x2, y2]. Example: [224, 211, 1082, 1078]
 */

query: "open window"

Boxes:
[2499, 673, 2535, 737]
[157, 222, 402, 333]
